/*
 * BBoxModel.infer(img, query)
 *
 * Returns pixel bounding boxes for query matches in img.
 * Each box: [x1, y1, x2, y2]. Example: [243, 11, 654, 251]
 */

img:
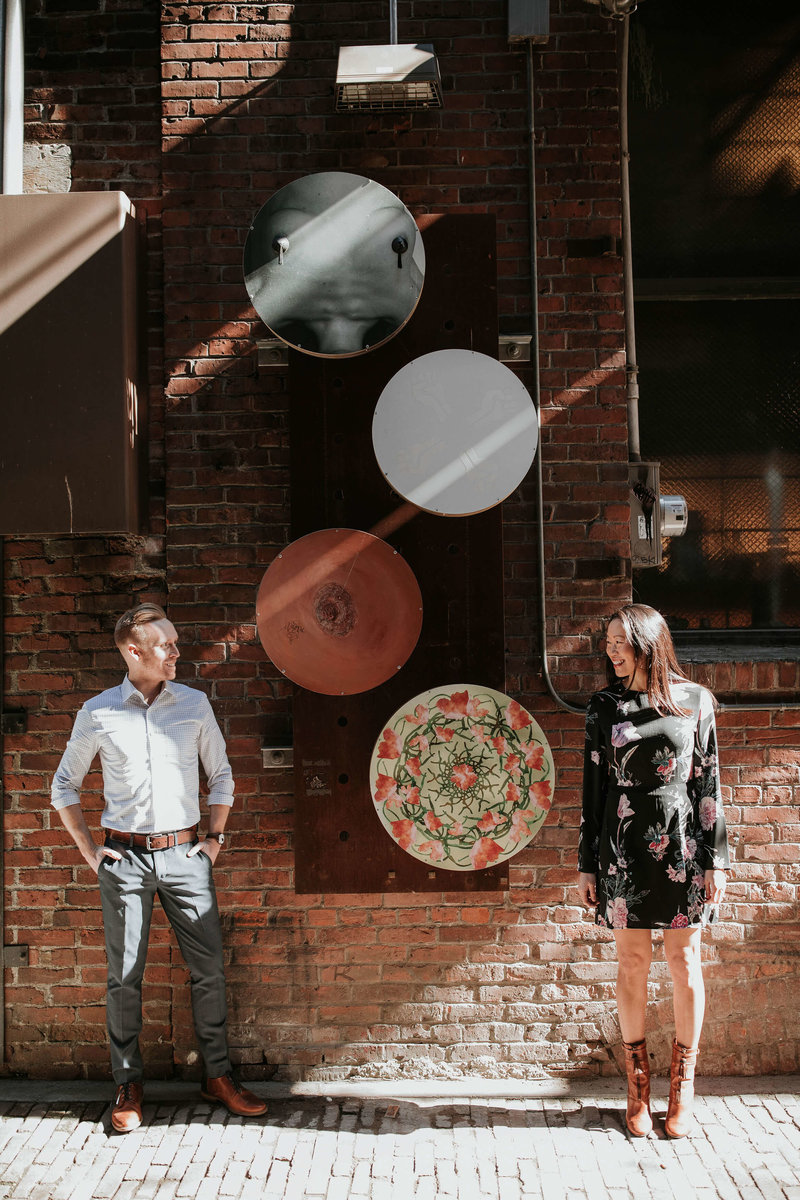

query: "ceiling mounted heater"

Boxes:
[335, 1, 442, 112]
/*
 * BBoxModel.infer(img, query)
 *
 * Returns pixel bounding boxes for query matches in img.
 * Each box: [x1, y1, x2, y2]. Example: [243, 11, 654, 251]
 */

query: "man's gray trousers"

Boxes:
[97, 841, 231, 1083]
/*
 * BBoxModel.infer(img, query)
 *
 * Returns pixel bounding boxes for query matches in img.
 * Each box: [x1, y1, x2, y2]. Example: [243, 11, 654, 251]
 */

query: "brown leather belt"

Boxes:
[104, 827, 197, 851]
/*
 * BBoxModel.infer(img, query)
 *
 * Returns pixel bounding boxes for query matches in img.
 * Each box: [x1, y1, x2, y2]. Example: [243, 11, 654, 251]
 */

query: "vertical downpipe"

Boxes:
[527, 41, 585, 716]
[619, 14, 641, 462]
[1, 0, 25, 195]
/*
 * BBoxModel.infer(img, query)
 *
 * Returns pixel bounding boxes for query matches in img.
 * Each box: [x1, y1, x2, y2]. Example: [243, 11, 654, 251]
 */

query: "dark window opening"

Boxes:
[630, 0, 800, 641]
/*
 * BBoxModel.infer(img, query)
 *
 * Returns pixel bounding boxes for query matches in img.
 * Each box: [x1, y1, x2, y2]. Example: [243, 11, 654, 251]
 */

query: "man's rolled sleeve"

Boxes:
[50, 707, 98, 810]
[199, 700, 235, 808]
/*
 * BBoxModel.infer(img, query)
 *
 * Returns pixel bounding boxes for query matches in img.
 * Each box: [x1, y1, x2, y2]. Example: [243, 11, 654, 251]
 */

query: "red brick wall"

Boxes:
[6, 0, 798, 1080]
[9, 0, 167, 1075]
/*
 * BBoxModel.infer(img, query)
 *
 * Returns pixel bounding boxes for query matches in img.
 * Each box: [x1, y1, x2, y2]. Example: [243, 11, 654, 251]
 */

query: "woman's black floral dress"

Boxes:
[579, 679, 729, 930]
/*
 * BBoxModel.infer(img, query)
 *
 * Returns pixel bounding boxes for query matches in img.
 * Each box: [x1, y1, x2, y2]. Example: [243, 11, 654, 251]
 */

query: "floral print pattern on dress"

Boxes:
[611, 722, 641, 748]
[579, 680, 729, 929]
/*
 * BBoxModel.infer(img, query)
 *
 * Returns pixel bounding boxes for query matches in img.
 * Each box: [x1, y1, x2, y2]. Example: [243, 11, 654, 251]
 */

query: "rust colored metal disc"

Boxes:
[256, 529, 423, 695]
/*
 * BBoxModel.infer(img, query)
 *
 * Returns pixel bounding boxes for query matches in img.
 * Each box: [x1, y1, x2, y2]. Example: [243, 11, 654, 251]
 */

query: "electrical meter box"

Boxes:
[629, 462, 689, 567]
[629, 461, 663, 567]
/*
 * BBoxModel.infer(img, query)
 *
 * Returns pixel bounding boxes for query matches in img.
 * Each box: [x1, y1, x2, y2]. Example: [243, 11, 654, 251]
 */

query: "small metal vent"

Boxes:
[336, 80, 441, 111]
[335, 44, 443, 112]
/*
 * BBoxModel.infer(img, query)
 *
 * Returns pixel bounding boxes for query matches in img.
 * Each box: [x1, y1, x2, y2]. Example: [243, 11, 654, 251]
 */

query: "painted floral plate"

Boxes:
[369, 684, 555, 871]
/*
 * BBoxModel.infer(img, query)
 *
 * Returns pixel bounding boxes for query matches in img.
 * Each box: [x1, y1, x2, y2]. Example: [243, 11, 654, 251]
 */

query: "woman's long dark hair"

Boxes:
[605, 603, 694, 716]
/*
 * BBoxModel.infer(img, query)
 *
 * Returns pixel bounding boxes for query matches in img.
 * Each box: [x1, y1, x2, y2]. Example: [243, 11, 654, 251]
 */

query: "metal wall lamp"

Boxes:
[334, 0, 442, 112]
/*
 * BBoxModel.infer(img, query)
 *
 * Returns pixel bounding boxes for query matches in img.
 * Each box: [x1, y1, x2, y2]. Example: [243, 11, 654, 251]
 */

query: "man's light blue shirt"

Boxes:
[51, 676, 234, 833]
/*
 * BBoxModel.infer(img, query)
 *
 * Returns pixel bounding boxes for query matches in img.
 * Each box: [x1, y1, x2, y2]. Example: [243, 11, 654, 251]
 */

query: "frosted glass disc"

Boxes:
[372, 350, 538, 516]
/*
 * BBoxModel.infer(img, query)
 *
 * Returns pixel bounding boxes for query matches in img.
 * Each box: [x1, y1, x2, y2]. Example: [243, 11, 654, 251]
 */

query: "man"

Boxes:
[51, 602, 266, 1132]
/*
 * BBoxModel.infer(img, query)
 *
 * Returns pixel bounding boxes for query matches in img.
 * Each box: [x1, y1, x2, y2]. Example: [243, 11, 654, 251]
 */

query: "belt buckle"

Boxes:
[145, 833, 164, 851]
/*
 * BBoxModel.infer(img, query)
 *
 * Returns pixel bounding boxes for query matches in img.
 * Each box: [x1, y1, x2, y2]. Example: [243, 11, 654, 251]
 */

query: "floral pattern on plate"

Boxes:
[370, 685, 555, 871]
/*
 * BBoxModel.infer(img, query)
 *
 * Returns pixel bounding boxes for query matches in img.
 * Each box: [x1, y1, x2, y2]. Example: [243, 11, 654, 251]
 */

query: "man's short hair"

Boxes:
[114, 603, 168, 648]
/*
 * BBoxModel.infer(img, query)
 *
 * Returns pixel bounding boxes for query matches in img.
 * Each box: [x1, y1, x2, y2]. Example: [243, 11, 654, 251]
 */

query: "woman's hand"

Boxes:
[704, 868, 727, 905]
[578, 872, 597, 908]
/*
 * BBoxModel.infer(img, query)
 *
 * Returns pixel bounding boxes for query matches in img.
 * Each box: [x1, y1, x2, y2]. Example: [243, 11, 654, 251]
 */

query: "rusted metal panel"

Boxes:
[0, 193, 146, 535]
[288, 214, 507, 892]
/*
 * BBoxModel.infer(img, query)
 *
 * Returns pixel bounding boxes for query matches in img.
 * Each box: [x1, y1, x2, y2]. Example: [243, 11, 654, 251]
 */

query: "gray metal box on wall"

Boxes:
[508, 0, 549, 43]
[629, 461, 662, 567]
[0, 192, 146, 535]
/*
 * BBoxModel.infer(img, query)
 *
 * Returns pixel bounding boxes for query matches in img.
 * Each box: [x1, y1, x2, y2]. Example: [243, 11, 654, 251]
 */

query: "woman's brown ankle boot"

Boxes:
[622, 1038, 652, 1136]
[665, 1038, 698, 1138]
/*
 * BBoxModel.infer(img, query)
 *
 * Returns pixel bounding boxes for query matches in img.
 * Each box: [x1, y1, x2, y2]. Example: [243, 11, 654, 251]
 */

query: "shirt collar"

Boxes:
[122, 676, 177, 706]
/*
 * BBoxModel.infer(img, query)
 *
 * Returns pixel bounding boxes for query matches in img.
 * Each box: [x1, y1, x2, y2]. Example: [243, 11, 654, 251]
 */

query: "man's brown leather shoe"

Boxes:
[201, 1072, 267, 1117]
[111, 1080, 144, 1133]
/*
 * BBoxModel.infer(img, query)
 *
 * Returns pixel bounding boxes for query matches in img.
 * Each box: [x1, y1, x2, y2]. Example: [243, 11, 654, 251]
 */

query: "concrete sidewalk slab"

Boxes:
[0, 1077, 798, 1199]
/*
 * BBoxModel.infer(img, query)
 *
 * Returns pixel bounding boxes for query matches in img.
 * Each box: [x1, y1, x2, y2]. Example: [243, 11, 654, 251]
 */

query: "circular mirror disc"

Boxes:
[244, 172, 425, 358]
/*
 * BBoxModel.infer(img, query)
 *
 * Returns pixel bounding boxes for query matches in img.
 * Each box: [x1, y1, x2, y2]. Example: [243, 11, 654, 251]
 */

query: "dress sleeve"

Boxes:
[579, 694, 607, 873]
[690, 689, 730, 870]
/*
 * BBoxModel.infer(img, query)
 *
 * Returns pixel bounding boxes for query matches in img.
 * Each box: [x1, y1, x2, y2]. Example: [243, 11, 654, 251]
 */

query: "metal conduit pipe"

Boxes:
[718, 701, 800, 711]
[525, 40, 800, 716]
[619, 15, 641, 462]
[527, 41, 585, 716]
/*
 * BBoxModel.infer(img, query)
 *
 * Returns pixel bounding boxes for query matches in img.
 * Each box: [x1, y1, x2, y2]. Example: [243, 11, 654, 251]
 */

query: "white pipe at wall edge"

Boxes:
[1, 0, 24, 194]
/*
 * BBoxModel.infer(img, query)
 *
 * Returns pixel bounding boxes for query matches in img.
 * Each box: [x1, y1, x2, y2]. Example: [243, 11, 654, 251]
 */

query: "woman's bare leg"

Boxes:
[613, 929, 653, 1042]
[663, 926, 704, 1048]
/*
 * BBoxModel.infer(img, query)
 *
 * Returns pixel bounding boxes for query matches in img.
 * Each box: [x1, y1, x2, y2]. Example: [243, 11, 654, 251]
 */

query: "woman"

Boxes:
[578, 604, 729, 1138]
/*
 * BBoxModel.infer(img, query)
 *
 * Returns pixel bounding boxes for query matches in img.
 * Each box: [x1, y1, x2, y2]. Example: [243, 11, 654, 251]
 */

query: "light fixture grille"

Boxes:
[335, 79, 442, 111]
[334, 44, 443, 113]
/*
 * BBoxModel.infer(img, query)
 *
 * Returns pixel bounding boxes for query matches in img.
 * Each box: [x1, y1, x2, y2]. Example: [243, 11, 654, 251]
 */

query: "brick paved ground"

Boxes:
[0, 1079, 798, 1200]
